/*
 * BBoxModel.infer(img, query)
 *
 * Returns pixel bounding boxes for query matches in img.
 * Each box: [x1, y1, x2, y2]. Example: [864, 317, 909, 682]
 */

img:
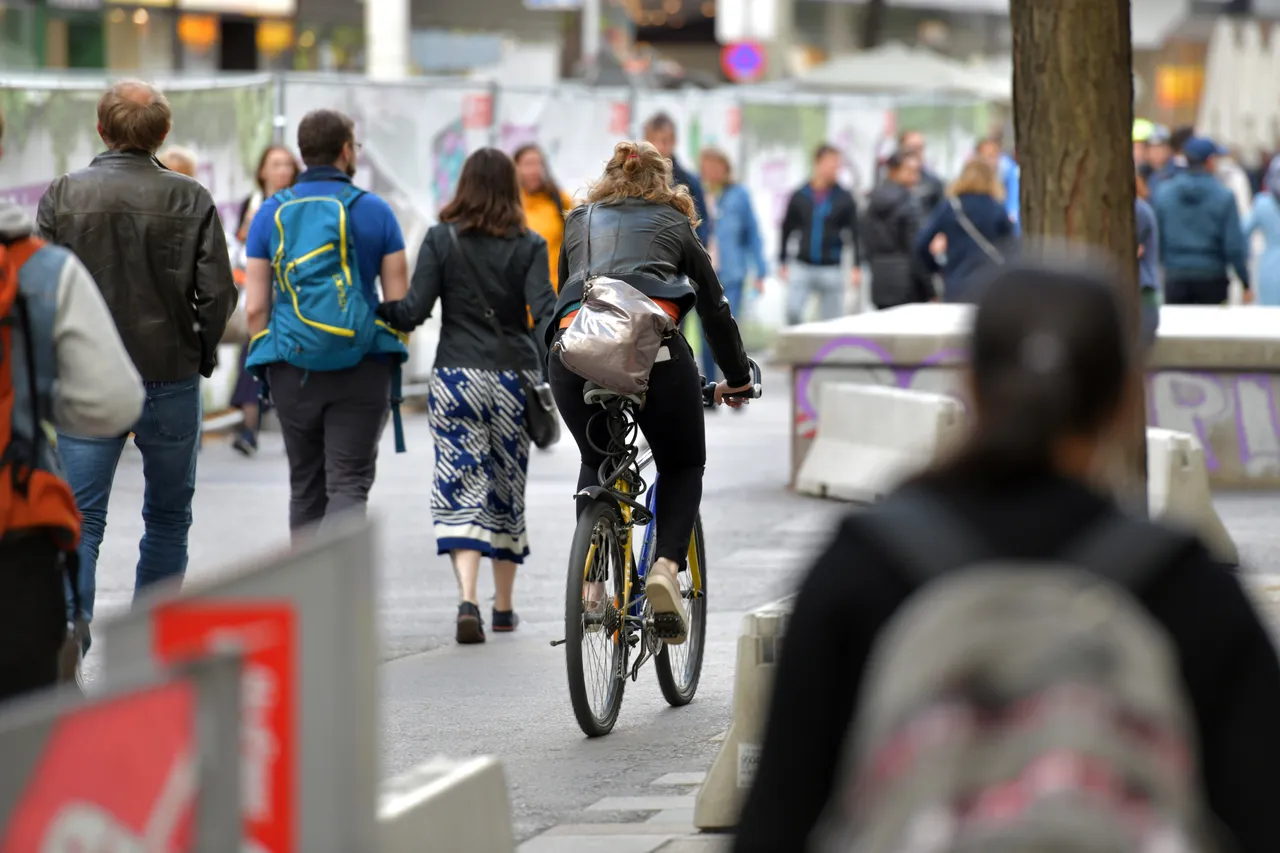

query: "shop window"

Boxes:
[220, 16, 256, 70]
[0, 0, 38, 69]
[105, 6, 175, 71]
[292, 24, 363, 72]
[177, 12, 218, 71]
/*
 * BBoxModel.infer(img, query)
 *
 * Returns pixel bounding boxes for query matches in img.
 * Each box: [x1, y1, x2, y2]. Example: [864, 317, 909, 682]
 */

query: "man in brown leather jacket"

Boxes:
[36, 79, 236, 670]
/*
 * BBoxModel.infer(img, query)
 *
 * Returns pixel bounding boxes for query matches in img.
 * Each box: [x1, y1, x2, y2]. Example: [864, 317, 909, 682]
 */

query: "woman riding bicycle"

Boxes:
[548, 140, 755, 643]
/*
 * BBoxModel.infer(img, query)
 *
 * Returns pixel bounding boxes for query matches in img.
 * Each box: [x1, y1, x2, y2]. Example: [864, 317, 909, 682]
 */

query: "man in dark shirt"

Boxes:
[643, 112, 712, 246]
[897, 129, 945, 216]
[779, 144, 861, 324]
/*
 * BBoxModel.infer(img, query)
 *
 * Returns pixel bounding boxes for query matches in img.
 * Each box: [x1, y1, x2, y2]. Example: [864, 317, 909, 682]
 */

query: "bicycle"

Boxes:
[554, 358, 763, 737]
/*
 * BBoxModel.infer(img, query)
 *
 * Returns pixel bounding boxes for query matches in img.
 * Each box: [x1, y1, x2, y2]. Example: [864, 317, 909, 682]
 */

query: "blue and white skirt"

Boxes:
[428, 367, 532, 563]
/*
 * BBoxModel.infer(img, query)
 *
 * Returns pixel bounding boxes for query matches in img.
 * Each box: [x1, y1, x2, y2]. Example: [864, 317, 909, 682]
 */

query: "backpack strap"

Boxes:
[389, 362, 406, 454]
[860, 491, 991, 587]
[1063, 516, 1198, 591]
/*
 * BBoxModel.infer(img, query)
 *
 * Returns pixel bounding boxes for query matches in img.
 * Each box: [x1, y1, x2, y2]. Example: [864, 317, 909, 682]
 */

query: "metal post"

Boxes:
[488, 79, 501, 148]
[273, 72, 287, 146]
[582, 0, 601, 77]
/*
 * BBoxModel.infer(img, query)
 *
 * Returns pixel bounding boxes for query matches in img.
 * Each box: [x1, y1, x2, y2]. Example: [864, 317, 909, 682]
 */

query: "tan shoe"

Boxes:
[645, 558, 688, 645]
[58, 620, 85, 693]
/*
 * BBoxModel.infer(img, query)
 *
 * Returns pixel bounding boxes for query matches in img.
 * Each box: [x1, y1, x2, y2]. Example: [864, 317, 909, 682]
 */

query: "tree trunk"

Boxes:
[1010, 0, 1147, 509]
[860, 0, 887, 50]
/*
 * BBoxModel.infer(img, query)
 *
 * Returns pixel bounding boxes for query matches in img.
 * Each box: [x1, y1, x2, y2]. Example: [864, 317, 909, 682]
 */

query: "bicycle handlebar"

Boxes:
[701, 358, 763, 409]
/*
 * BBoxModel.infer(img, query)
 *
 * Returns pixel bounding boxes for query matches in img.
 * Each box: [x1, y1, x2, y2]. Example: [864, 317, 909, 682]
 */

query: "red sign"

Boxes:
[609, 101, 631, 136]
[721, 42, 767, 83]
[462, 94, 494, 130]
[154, 603, 296, 853]
[726, 106, 742, 137]
[1, 681, 197, 852]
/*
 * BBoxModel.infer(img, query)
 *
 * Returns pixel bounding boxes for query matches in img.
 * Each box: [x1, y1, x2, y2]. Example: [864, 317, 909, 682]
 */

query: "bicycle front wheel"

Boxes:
[655, 514, 707, 707]
[565, 499, 628, 737]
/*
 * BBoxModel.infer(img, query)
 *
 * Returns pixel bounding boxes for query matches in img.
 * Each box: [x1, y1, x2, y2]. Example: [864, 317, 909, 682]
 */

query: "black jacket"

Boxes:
[735, 473, 1280, 853]
[860, 180, 933, 308]
[377, 224, 555, 371]
[778, 183, 860, 267]
[554, 199, 751, 388]
[37, 150, 236, 381]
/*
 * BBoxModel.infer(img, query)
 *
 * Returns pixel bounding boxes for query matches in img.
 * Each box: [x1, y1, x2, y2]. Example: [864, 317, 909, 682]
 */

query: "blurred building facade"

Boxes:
[0, 0, 1271, 97]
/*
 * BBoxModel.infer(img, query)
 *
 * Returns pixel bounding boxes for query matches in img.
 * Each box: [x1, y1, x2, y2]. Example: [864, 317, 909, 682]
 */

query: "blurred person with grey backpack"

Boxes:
[733, 259, 1280, 853]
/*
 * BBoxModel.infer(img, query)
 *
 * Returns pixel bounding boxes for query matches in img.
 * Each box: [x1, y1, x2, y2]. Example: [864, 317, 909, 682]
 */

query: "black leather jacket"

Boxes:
[554, 199, 752, 388]
[37, 150, 237, 381]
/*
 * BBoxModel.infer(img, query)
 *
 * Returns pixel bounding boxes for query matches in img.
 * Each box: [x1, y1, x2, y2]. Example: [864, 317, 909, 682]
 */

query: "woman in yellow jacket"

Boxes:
[514, 144, 573, 292]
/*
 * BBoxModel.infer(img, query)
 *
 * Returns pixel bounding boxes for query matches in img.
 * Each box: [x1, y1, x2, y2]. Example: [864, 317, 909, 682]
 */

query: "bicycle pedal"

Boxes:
[651, 612, 685, 641]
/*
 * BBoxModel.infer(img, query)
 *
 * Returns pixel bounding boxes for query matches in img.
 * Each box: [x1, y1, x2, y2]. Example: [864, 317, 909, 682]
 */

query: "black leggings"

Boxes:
[549, 333, 705, 567]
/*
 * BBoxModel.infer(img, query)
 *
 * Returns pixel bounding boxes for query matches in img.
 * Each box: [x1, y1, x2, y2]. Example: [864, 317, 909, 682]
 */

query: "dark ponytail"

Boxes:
[930, 260, 1131, 484]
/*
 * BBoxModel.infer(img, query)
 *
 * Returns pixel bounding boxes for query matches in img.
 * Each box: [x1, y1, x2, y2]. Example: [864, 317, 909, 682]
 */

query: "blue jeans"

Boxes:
[698, 277, 746, 383]
[58, 376, 201, 637]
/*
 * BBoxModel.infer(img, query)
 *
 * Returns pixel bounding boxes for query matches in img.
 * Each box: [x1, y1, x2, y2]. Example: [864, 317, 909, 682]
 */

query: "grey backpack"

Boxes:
[812, 494, 1221, 853]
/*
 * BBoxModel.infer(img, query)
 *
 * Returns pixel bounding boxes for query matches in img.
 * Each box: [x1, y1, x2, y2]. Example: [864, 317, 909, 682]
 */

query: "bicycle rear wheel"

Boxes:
[655, 514, 707, 707]
[565, 499, 628, 737]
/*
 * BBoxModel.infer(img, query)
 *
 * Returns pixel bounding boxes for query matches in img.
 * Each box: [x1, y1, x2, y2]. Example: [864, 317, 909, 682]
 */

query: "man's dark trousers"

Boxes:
[1165, 275, 1230, 305]
[269, 360, 391, 540]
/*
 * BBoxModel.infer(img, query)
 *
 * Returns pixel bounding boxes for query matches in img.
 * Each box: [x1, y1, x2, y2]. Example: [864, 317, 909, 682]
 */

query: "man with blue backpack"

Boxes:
[243, 109, 410, 540]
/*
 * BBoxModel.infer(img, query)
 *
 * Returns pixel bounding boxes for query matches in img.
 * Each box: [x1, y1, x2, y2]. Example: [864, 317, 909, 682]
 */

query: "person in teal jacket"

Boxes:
[699, 147, 767, 383]
[1153, 137, 1252, 305]
[1243, 155, 1280, 306]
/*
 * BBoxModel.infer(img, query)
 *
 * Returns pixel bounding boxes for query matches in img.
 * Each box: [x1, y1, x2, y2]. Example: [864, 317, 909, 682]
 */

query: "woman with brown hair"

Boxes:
[513, 144, 573, 292]
[548, 140, 754, 643]
[230, 145, 301, 456]
[913, 157, 1016, 303]
[377, 148, 556, 644]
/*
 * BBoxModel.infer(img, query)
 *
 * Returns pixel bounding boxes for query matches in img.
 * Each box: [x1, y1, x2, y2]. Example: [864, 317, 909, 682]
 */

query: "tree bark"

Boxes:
[1010, 0, 1147, 509]
[860, 0, 887, 50]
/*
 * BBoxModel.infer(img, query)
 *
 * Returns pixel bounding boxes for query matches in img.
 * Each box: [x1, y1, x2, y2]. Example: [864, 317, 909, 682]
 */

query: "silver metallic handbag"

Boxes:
[556, 204, 676, 397]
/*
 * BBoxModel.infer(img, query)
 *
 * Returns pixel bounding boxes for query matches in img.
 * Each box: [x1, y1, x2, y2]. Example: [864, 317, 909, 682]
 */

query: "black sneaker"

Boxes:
[492, 609, 519, 633]
[456, 602, 486, 644]
[232, 428, 258, 457]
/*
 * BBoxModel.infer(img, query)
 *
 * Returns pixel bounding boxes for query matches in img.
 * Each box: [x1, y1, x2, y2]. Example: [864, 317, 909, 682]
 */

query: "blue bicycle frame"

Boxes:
[632, 446, 658, 620]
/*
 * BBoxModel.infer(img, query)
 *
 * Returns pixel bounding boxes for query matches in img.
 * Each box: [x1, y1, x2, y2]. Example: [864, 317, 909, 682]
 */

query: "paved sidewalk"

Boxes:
[517, 771, 726, 853]
[519, 491, 1280, 851]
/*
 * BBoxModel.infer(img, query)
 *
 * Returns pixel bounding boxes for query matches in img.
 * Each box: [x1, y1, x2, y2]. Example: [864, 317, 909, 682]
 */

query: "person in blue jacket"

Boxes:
[1242, 154, 1280, 306]
[699, 146, 767, 382]
[1153, 136, 1253, 305]
[1136, 174, 1161, 348]
[644, 112, 711, 245]
[914, 157, 1015, 304]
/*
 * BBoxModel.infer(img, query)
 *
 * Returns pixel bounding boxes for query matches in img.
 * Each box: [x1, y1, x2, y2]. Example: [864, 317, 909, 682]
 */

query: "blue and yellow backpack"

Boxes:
[245, 183, 410, 452]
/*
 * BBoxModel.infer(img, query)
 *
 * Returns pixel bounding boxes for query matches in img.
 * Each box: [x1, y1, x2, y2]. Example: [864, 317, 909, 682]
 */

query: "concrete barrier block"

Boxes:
[796, 383, 966, 503]
[1147, 428, 1238, 565]
[694, 597, 793, 832]
[379, 756, 515, 853]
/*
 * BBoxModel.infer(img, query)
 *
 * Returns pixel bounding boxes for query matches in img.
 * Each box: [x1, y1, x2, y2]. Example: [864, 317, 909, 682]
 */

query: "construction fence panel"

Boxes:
[0, 74, 275, 235]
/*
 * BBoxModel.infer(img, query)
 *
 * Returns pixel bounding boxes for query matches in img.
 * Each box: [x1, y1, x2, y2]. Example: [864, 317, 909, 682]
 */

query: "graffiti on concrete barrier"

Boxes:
[794, 337, 1280, 480]
[794, 336, 965, 441]
[1148, 371, 1280, 476]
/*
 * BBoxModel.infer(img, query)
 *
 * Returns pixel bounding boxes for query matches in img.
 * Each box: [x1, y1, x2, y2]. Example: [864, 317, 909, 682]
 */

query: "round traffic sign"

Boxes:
[721, 42, 767, 83]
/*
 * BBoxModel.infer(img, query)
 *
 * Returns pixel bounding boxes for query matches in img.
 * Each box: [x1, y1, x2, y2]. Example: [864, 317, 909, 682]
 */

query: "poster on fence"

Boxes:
[0, 79, 272, 232]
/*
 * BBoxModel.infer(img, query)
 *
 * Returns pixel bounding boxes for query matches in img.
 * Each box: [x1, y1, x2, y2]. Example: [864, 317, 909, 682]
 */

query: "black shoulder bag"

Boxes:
[446, 225, 560, 449]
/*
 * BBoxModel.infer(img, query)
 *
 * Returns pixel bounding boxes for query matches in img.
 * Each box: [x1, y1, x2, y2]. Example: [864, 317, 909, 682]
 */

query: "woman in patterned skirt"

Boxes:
[377, 148, 557, 644]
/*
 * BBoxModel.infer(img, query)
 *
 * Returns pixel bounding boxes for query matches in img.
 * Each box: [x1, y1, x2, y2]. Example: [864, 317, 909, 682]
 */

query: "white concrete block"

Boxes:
[379, 756, 515, 853]
[796, 383, 966, 503]
[1147, 428, 1238, 565]
[694, 597, 792, 832]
